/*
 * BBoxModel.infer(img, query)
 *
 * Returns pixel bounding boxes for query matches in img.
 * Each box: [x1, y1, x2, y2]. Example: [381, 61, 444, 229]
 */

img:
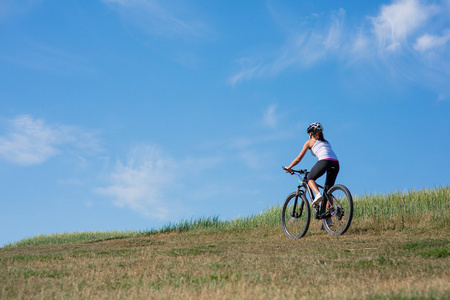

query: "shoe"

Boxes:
[311, 193, 323, 208]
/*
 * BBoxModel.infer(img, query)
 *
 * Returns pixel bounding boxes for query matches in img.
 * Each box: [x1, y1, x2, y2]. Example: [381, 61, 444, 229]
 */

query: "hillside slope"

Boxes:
[1, 187, 449, 299]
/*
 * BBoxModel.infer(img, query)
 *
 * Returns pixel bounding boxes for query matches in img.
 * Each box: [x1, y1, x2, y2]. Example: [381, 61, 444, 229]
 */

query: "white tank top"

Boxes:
[311, 140, 338, 161]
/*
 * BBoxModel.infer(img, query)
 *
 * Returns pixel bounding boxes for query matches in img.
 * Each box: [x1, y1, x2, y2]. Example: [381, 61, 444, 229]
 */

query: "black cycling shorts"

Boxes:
[307, 160, 340, 190]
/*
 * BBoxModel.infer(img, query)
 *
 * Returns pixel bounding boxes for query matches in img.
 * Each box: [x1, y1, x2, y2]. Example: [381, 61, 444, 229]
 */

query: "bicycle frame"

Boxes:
[292, 170, 332, 220]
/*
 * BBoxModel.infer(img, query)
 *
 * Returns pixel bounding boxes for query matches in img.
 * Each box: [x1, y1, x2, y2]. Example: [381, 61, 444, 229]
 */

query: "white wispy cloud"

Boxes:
[96, 146, 176, 219]
[97, 145, 223, 219]
[367, 0, 450, 101]
[414, 31, 450, 52]
[102, 0, 211, 40]
[97, 104, 290, 218]
[370, 0, 435, 52]
[229, 0, 450, 100]
[229, 8, 347, 86]
[0, 115, 101, 166]
[228, 62, 263, 87]
[263, 104, 279, 129]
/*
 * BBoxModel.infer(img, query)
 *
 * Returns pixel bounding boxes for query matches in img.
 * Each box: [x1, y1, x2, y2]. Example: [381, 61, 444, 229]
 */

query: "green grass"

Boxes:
[1, 185, 449, 300]
[3, 185, 449, 248]
[4, 230, 142, 248]
[353, 186, 449, 218]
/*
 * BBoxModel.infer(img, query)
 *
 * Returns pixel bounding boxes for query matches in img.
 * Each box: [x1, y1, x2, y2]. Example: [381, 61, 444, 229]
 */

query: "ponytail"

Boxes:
[318, 131, 327, 142]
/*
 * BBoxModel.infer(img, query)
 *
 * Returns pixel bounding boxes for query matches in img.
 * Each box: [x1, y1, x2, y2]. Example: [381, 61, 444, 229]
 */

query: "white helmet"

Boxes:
[306, 122, 323, 134]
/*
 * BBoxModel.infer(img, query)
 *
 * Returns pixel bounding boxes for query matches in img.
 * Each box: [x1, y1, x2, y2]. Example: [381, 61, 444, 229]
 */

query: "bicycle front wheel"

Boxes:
[322, 184, 353, 236]
[281, 192, 311, 239]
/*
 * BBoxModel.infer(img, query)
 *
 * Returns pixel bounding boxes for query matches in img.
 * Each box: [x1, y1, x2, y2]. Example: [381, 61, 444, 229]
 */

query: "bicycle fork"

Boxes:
[291, 186, 305, 219]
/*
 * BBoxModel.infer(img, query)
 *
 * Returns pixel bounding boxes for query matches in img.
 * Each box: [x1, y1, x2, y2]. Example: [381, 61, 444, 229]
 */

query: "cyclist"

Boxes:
[284, 122, 340, 208]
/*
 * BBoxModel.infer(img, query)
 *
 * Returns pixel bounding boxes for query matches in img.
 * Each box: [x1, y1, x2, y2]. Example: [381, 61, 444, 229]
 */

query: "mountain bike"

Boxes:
[281, 167, 353, 238]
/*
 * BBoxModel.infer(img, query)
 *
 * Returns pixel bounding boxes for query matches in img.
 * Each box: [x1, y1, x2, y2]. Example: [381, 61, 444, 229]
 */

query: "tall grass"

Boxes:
[354, 186, 449, 218]
[143, 205, 281, 235]
[352, 186, 449, 233]
[4, 186, 448, 248]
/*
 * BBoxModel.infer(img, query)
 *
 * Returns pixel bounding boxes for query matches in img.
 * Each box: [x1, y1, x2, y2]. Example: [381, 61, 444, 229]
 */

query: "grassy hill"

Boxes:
[1, 187, 449, 299]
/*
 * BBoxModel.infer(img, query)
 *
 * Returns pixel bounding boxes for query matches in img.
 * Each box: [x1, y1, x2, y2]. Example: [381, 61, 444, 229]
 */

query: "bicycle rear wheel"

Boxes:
[281, 192, 311, 239]
[322, 184, 353, 236]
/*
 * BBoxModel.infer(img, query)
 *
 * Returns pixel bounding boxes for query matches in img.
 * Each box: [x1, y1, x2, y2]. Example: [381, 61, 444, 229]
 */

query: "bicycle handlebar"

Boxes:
[282, 166, 308, 175]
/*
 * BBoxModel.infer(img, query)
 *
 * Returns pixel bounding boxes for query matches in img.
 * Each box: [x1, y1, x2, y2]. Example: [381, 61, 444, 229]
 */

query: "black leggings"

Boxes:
[307, 160, 340, 191]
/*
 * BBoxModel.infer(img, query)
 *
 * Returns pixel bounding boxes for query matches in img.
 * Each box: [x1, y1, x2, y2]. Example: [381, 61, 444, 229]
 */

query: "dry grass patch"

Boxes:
[1, 186, 449, 299]
[1, 226, 449, 299]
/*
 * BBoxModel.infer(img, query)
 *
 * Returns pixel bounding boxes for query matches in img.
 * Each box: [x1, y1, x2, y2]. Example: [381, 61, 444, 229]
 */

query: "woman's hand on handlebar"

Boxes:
[283, 166, 294, 174]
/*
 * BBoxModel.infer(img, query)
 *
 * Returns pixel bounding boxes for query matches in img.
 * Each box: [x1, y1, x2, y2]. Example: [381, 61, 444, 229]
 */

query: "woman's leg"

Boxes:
[307, 161, 329, 207]
[308, 179, 320, 195]
[324, 161, 340, 190]
[307, 160, 328, 195]
[324, 161, 340, 208]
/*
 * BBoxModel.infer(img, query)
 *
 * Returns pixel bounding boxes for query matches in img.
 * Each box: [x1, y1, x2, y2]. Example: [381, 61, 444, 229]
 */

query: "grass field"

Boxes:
[1, 186, 449, 299]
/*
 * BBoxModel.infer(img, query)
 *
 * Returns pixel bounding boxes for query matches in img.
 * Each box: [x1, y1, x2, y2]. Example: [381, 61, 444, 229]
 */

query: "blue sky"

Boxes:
[1, 0, 449, 247]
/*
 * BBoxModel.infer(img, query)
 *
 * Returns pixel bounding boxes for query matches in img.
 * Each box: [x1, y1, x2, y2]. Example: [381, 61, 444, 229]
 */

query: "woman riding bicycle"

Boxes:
[285, 122, 340, 208]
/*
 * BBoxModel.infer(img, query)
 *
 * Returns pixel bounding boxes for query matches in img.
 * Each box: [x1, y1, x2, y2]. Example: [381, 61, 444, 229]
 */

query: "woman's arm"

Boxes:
[285, 140, 312, 172]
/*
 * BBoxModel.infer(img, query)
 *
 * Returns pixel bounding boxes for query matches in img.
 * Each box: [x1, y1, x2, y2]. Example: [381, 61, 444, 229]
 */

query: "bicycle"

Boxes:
[281, 167, 353, 238]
